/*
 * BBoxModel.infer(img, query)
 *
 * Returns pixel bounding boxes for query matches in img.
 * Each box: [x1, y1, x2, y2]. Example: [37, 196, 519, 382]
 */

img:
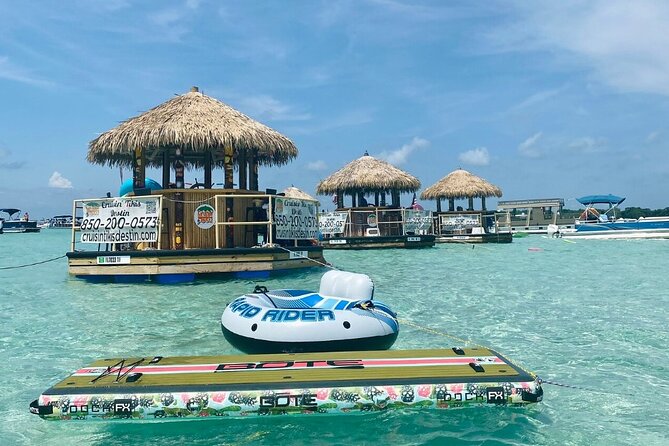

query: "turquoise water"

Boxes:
[1, 231, 668, 445]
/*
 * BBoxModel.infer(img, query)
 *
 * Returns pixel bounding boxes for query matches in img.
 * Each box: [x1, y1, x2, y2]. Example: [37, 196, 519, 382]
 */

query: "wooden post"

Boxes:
[132, 147, 145, 192]
[392, 191, 400, 208]
[380, 192, 386, 207]
[436, 199, 442, 212]
[449, 198, 455, 211]
[468, 197, 474, 211]
[162, 150, 170, 189]
[374, 192, 379, 206]
[249, 151, 259, 191]
[223, 145, 234, 247]
[204, 152, 212, 188]
[238, 150, 247, 190]
[481, 196, 487, 211]
[351, 194, 357, 208]
[173, 148, 185, 250]
[336, 191, 343, 209]
[224, 145, 234, 189]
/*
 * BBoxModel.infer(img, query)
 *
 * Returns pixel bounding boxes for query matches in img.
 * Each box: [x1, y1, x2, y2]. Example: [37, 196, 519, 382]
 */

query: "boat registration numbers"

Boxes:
[328, 239, 347, 245]
[288, 250, 308, 259]
[453, 236, 470, 240]
[407, 237, 421, 242]
[97, 256, 131, 265]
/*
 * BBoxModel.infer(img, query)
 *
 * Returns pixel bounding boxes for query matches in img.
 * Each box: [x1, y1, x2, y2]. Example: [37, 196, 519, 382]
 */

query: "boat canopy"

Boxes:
[0, 208, 21, 217]
[576, 195, 625, 207]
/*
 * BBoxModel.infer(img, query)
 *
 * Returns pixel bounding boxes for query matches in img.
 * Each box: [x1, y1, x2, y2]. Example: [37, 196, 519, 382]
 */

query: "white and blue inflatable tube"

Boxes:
[221, 287, 399, 354]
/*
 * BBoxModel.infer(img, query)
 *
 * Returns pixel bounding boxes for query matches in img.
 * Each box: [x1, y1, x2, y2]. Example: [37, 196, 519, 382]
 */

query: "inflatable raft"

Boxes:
[29, 347, 543, 421]
[221, 271, 399, 354]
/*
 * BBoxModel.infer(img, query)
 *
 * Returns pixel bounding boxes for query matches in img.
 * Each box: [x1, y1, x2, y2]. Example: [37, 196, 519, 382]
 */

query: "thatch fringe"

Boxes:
[420, 169, 502, 200]
[87, 89, 297, 167]
[316, 154, 420, 194]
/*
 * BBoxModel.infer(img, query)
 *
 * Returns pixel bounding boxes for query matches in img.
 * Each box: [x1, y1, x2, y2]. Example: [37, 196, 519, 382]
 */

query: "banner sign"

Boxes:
[79, 196, 160, 244]
[273, 197, 319, 240]
[440, 214, 480, 230]
[319, 212, 349, 235]
[403, 210, 433, 233]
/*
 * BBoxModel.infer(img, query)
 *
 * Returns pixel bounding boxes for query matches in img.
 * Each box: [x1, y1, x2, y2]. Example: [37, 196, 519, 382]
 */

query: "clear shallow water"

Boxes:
[1, 231, 668, 445]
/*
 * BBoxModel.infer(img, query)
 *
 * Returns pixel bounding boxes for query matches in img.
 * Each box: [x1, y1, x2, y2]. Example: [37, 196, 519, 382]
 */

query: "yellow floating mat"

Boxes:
[30, 347, 542, 421]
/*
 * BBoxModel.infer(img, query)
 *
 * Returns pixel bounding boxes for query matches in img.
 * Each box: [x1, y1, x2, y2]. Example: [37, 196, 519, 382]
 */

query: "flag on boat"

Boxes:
[410, 193, 424, 210]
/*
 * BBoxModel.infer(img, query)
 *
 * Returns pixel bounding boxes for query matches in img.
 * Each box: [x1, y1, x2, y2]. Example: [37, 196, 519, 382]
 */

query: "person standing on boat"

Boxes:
[23, 212, 29, 221]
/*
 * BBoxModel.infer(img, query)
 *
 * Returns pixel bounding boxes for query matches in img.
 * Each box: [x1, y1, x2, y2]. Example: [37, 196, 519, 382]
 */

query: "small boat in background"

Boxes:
[0, 208, 40, 233]
[44, 215, 81, 229]
[549, 195, 669, 240]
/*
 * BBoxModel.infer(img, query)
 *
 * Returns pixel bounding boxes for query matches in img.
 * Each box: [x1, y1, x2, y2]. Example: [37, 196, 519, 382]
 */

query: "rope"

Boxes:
[399, 319, 637, 397]
[541, 380, 634, 397]
[398, 318, 537, 379]
[160, 196, 215, 204]
[274, 245, 338, 270]
[0, 254, 67, 270]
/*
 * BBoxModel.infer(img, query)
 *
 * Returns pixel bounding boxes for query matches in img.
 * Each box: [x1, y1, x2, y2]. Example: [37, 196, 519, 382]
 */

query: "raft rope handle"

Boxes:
[253, 285, 278, 308]
[0, 254, 67, 270]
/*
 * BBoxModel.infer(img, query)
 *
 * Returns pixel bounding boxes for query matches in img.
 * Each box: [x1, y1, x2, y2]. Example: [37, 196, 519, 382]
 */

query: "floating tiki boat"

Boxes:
[421, 169, 512, 244]
[68, 87, 326, 283]
[316, 153, 436, 249]
[29, 348, 543, 421]
[221, 271, 399, 354]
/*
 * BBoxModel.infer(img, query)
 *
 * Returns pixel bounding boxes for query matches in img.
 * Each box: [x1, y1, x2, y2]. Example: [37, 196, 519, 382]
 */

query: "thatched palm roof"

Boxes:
[420, 169, 502, 200]
[316, 154, 420, 195]
[87, 87, 297, 167]
[282, 186, 320, 204]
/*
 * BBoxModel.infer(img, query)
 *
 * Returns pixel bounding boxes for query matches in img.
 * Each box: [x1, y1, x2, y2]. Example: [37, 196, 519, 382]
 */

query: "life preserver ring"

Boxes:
[221, 271, 399, 354]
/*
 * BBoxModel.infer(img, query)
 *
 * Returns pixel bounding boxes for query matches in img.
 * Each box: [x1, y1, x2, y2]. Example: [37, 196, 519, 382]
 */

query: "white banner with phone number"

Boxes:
[79, 196, 161, 244]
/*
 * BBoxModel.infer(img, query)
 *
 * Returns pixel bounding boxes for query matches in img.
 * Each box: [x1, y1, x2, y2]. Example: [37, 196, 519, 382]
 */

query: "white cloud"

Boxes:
[377, 137, 429, 165]
[569, 136, 606, 153]
[646, 131, 660, 143]
[458, 147, 490, 166]
[508, 88, 561, 113]
[518, 132, 543, 158]
[0, 56, 52, 87]
[238, 95, 310, 121]
[48, 171, 73, 189]
[306, 160, 327, 171]
[489, 1, 669, 96]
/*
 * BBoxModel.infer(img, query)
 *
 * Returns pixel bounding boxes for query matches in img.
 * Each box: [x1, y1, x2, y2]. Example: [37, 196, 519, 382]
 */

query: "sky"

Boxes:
[1, 0, 669, 218]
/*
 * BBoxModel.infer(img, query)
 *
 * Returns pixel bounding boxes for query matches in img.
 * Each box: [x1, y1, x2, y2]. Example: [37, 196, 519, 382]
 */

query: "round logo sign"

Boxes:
[367, 213, 377, 227]
[194, 204, 216, 229]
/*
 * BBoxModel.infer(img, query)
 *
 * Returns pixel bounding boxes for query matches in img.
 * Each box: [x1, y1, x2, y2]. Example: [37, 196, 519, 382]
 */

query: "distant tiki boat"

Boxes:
[421, 169, 512, 244]
[67, 87, 325, 283]
[316, 153, 435, 249]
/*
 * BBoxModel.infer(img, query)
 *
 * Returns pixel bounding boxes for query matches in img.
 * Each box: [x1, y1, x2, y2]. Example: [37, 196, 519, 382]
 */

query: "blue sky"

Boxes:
[1, 0, 669, 218]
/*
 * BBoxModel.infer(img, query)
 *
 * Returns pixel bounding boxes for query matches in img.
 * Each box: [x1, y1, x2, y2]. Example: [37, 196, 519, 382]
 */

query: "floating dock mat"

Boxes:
[30, 347, 542, 421]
